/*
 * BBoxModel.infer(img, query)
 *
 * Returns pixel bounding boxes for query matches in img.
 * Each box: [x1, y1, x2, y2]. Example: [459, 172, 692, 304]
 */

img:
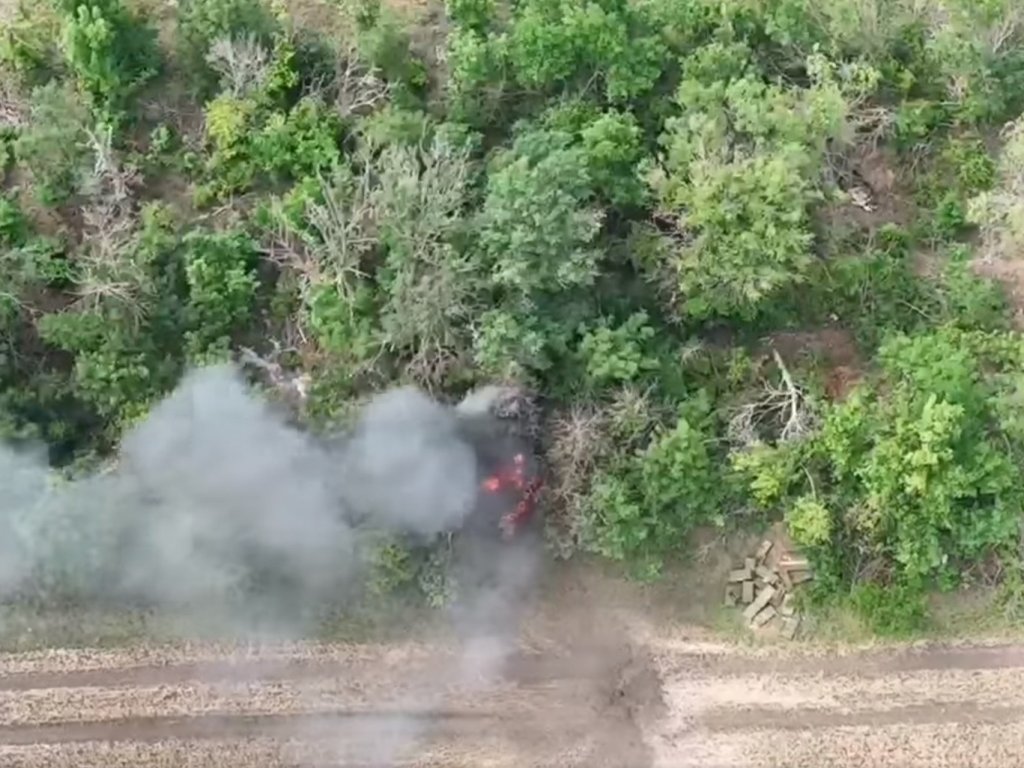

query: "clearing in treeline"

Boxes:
[3, 0, 1024, 639]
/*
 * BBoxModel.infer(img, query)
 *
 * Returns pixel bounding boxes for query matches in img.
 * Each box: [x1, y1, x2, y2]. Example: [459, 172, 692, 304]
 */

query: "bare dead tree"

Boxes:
[237, 343, 312, 408]
[304, 165, 378, 302]
[72, 127, 147, 323]
[370, 140, 480, 385]
[728, 350, 820, 449]
[988, 9, 1024, 54]
[849, 105, 895, 149]
[333, 41, 392, 119]
[0, 73, 27, 130]
[205, 34, 272, 98]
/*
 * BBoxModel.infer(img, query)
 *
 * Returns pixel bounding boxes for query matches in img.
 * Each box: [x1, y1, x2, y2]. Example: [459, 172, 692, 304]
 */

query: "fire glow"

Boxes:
[481, 453, 543, 539]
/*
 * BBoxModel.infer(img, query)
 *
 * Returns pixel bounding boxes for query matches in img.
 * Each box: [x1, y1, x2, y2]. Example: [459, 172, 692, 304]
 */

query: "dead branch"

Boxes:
[303, 167, 377, 300]
[72, 127, 146, 322]
[237, 343, 311, 405]
[206, 34, 272, 98]
[727, 350, 820, 449]
[333, 42, 392, 119]
[0, 74, 27, 130]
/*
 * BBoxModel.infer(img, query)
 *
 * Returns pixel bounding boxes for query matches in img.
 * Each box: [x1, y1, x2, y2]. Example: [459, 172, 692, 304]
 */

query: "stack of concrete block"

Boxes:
[724, 540, 813, 640]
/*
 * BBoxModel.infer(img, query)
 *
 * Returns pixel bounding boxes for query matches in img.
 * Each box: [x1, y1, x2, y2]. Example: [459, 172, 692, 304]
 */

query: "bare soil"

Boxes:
[6, 632, 1024, 766]
[3, 560, 1024, 768]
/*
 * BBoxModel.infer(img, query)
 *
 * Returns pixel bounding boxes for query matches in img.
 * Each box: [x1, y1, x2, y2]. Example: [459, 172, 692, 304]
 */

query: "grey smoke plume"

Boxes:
[0, 364, 545, 766]
[337, 386, 479, 536]
[0, 363, 487, 626]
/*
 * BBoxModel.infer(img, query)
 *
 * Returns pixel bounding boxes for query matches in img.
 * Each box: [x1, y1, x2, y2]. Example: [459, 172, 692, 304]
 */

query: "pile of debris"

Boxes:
[724, 540, 813, 640]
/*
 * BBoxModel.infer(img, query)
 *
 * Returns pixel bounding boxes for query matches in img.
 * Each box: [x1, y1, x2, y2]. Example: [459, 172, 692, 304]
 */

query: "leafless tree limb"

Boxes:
[72, 127, 147, 323]
[333, 42, 392, 119]
[237, 343, 312, 406]
[0, 74, 27, 130]
[206, 34, 272, 98]
[728, 350, 820, 449]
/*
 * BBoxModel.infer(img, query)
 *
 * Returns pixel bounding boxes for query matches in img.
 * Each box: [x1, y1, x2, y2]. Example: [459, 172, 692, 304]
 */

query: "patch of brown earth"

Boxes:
[11, 635, 1024, 766]
[818, 145, 916, 246]
[764, 328, 861, 370]
[762, 327, 866, 401]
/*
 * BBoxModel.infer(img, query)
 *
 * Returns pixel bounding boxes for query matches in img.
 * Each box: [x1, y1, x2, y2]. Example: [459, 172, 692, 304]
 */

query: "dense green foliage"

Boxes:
[4, 0, 1024, 627]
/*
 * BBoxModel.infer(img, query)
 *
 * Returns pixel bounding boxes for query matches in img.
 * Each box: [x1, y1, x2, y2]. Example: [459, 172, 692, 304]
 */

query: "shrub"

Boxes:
[506, 0, 668, 104]
[645, 51, 863, 320]
[366, 536, 418, 596]
[588, 395, 723, 572]
[578, 311, 658, 389]
[969, 115, 1024, 260]
[183, 230, 260, 353]
[785, 495, 832, 549]
[177, 0, 278, 95]
[0, 195, 29, 247]
[445, 0, 494, 33]
[199, 85, 342, 202]
[252, 97, 342, 181]
[0, 1, 61, 83]
[477, 129, 603, 294]
[655, 145, 818, 320]
[472, 308, 555, 382]
[850, 581, 927, 637]
[57, 0, 160, 121]
[356, 11, 428, 102]
[14, 82, 92, 206]
[579, 110, 647, 208]
[737, 328, 1024, 611]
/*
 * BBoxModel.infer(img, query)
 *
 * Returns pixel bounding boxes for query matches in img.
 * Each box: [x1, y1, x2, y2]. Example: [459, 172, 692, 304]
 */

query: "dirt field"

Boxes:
[4, 587, 1024, 768]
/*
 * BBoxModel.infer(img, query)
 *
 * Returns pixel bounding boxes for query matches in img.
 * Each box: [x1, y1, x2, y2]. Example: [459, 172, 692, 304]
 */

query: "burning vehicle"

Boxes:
[331, 383, 545, 547]
[452, 385, 544, 543]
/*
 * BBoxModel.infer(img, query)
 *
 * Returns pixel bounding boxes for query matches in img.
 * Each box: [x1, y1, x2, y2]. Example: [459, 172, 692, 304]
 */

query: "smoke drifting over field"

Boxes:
[0, 363, 545, 764]
[0, 364, 534, 627]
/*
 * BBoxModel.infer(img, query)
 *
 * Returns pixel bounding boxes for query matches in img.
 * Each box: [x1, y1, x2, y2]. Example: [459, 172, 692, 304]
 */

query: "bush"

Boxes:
[177, 0, 278, 95]
[183, 230, 259, 354]
[477, 129, 604, 294]
[645, 51, 862, 320]
[785, 495, 832, 549]
[588, 394, 723, 573]
[737, 327, 1024, 607]
[57, 0, 160, 121]
[969, 116, 1024, 260]
[850, 581, 927, 637]
[14, 82, 92, 206]
[198, 48, 342, 203]
[0, 1, 61, 83]
[578, 311, 657, 389]
[252, 97, 342, 181]
[506, 0, 668, 104]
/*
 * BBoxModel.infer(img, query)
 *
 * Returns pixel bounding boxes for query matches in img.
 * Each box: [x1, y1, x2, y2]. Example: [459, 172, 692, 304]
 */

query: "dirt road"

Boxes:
[3, 629, 1024, 768]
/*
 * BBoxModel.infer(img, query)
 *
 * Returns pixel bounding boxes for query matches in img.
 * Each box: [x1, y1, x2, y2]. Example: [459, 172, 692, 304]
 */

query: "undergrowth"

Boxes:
[3, 0, 1024, 629]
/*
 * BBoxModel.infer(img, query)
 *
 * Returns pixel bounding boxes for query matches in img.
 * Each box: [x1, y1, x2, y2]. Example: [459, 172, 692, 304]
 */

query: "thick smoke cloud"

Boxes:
[0, 363, 488, 626]
[0, 363, 545, 765]
[337, 386, 479, 537]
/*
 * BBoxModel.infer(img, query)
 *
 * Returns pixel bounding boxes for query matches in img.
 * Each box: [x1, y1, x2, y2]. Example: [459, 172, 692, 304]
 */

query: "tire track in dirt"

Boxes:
[8, 640, 1024, 691]
[0, 710, 537, 745]
[8, 639, 1024, 766]
[641, 637, 1024, 767]
[0, 641, 649, 767]
[700, 701, 1024, 731]
[647, 640, 1024, 678]
[0, 650, 608, 691]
